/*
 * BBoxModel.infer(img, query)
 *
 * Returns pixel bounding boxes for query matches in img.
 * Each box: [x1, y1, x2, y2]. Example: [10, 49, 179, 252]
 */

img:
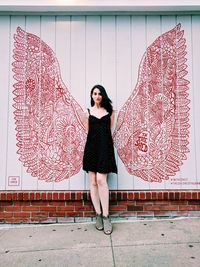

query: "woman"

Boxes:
[83, 84, 117, 235]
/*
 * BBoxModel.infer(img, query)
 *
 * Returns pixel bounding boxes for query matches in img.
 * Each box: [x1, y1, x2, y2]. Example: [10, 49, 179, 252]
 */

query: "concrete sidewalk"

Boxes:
[0, 218, 199, 267]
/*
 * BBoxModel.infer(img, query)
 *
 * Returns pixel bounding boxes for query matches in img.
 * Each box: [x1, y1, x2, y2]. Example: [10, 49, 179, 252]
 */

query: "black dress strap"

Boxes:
[87, 108, 90, 115]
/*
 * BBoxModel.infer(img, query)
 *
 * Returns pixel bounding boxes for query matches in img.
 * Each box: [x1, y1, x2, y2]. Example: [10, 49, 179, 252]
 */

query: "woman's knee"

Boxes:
[96, 173, 107, 187]
[89, 172, 97, 187]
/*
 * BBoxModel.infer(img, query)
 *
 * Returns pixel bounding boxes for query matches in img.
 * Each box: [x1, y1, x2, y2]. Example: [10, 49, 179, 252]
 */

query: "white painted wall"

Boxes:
[0, 14, 199, 190]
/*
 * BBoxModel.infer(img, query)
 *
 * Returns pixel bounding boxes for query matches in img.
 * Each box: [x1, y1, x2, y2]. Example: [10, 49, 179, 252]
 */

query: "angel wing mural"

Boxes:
[113, 23, 190, 182]
[12, 23, 190, 183]
[12, 27, 87, 182]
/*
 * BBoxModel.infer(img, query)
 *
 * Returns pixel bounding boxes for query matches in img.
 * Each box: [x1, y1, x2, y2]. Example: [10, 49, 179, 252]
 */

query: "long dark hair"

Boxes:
[90, 84, 113, 115]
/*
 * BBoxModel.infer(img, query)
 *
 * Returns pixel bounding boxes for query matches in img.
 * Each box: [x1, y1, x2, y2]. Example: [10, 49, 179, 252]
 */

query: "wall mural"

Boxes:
[12, 23, 190, 183]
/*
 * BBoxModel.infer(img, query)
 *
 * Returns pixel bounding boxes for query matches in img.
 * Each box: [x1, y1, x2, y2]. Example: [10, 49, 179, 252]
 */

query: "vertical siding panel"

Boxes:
[131, 16, 150, 190]
[101, 16, 118, 189]
[0, 16, 10, 190]
[21, 16, 41, 190]
[115, 16, 132, 190]
[37, 16, 56, 190]
[85, 15, 101, 189]
[177, 15, 197, 189]
[6, 16, 26, 190]
[160, 16, 177, 190]
[146, 16, 164, 190]
[191, 15, 200, 188]
[70, 16, 86, 190]
[53, 16, 71, 190]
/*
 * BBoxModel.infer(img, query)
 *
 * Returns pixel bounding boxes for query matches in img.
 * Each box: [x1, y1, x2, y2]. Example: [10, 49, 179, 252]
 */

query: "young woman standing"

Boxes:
[83, 85, 117, 235]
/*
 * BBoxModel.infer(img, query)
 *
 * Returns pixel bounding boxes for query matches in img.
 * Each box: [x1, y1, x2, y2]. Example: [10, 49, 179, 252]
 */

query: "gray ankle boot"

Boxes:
[103, 215, 113, 235]
[95, 213, 103, 231]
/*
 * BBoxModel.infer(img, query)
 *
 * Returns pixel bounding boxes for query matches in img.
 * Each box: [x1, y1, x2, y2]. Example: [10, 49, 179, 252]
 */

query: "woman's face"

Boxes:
[92, 88, 102, 105]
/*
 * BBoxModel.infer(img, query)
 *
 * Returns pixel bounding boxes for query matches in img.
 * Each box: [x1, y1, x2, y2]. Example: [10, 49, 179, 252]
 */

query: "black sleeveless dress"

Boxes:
[83, 109, 117, 174]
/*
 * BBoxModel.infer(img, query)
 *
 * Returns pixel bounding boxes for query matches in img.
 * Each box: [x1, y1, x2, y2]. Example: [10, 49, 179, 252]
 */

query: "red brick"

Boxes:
[5, 206, 21, 212]
[14, 212, 30, 218]
[40, 206, 57, 211]
[30, 192, 35, 200]
[41, 193, 47, 200]
[152, 192, 157, 200]
[0, 193, 6, 200]
[133, 192, 139, 200]
[136, 201, 153, 206]
[185, 192, 192, 200]
[75, 205, 93, 211]
[31, 201, 47, 206]
[161, 205, 179, 211]
[64, 192, 70, 200]
[111, 191, 116, 200]
[192, 192, 198, 199]
[53, 193, 59, 200]
[128, 192, 133, 200]
[71, 192, 75, 200]
[0, 212, 13, 218]
[57, 206, 74, 211]
[144, 205, 161, 211]
[140, 192, 146, 200]
[36, 192, 41, 200]
[59, 192, 64, 200]
[122, 192, 127, 200]
[175, 192, 180, 200]
[110, 205, 127, 211]
[170, 201, 188, 205]
[23, 193, 29, 200]
[117, 192, 122, 200]
[146, 192, 151, 200]
[163, 192, 169, 200]
[180, 192, 185, 200]
[76, 192, 82, 200]
[188, 200, 200, 205]
[66, 201, 82, 206]
[127, 205, 143, 211]
[0, 201, 12, 206]
[14, 201, 30, 206]
[6, 193, 12, 201]
[12, 193, 18, 201]
[18, 193, 23, 200]
[22, 206, 40, 211]
[49, 201, 65, 206]
[47, 192, 53, 200]
[169, 192, 175, 199]
[158, 192, 163, 200]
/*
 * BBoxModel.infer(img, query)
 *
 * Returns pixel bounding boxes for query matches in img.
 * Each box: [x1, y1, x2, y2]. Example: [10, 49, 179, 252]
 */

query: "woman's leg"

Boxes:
[96, 172, 109, 217]
[88, 171, 101, 215]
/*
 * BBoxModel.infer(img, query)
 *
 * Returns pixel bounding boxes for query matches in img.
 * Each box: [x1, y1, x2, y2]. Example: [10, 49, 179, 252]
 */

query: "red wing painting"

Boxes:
[113, 23, 190, 183]
[13, 24, 190, 183]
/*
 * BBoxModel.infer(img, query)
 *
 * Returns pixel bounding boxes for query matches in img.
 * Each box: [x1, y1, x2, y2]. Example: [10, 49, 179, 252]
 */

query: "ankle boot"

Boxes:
[103, 215, 112, 235]
[95, 213, 103, 231]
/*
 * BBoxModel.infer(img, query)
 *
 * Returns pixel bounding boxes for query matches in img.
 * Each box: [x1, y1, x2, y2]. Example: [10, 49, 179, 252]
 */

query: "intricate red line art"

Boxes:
[113, 24, 190, 183]
[12, 24, 190, 184]
[12, 27, 87, 182]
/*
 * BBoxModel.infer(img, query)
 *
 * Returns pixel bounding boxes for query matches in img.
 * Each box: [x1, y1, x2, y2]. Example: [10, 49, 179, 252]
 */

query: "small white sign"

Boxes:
[8, 176, 20, 186]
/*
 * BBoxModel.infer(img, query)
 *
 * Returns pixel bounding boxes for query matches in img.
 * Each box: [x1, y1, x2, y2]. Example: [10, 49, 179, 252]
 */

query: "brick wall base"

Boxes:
[0, 191, 200, 223]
